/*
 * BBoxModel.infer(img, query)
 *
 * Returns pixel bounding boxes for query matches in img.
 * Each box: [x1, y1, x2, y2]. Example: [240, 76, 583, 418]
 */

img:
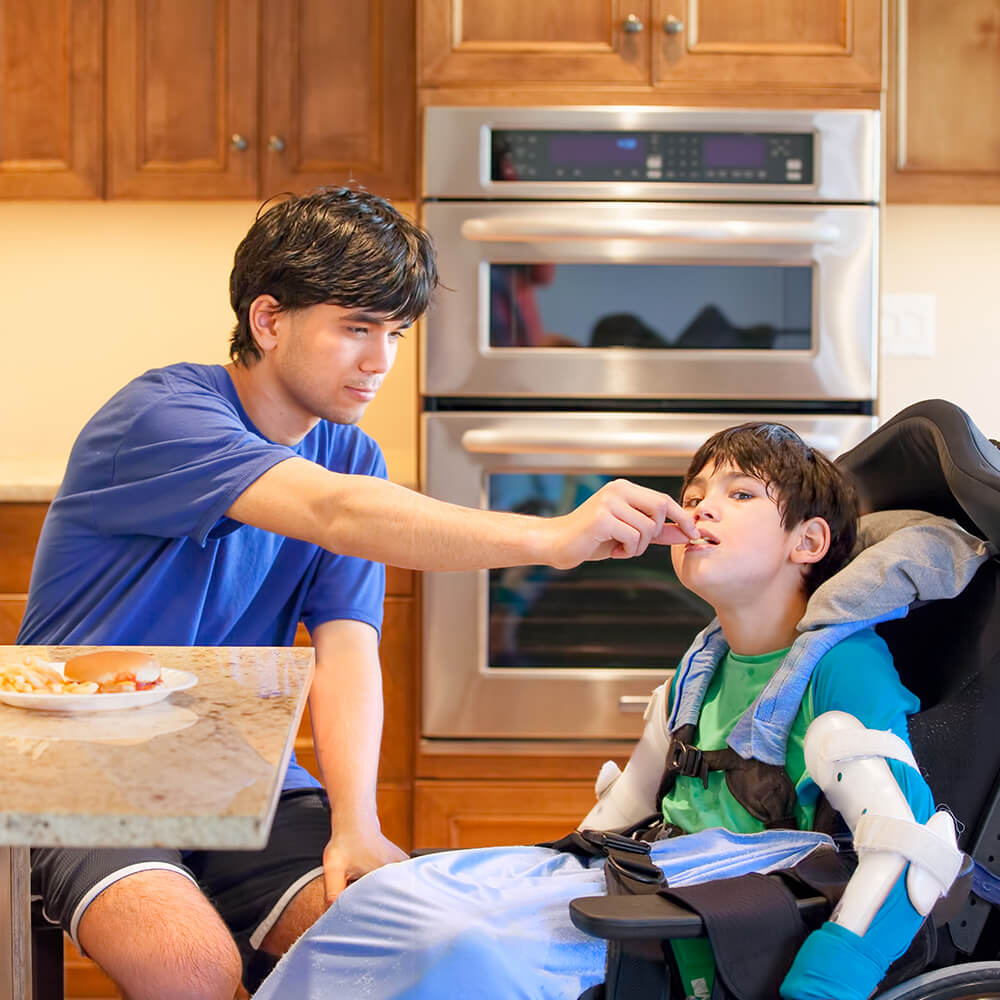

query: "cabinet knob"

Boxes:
[623, 13, 644, 32]
[229, 134, 249, 151]
[663, 15, 684, 34]
[268, 135, 286, 153]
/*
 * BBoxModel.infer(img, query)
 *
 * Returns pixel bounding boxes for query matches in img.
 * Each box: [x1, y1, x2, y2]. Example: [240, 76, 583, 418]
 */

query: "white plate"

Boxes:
[0, 667, 198, 713]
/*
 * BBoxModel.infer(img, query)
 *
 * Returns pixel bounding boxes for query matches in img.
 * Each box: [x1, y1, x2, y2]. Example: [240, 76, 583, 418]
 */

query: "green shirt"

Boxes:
[662, 628, 922, 834]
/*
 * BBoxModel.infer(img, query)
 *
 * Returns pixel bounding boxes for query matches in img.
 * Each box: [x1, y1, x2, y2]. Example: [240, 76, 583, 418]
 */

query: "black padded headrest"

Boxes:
[837, 399, 1000, 546]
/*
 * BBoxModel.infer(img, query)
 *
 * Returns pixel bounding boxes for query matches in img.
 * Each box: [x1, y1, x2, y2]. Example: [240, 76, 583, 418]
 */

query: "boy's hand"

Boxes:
[541, 479, 698, 569]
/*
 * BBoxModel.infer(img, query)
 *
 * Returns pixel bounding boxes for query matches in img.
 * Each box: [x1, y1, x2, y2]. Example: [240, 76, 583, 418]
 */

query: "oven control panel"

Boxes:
[491, 130, 814, 185]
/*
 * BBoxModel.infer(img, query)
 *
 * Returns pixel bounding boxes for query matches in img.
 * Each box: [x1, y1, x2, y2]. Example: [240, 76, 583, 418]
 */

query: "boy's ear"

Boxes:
[790, 516, 831, 565]
[248, 294, 283, 353]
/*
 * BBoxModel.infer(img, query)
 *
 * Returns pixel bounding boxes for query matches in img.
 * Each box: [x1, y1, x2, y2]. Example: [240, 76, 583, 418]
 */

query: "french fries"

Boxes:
[0, 656, 99, 695]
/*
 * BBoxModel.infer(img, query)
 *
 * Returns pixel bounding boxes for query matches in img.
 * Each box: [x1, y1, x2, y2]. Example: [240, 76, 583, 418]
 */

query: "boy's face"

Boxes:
[671, 459, 803, 607]
[270, 302, 411, 425]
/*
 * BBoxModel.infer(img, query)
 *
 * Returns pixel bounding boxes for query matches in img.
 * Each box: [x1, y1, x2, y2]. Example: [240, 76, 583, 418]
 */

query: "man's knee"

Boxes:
[78, 868, 243, 1000]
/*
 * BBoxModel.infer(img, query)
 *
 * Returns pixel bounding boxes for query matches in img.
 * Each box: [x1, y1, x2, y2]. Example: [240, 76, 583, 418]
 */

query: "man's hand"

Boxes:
[321, 827, 408, 905]
[541, 479, 699, 570]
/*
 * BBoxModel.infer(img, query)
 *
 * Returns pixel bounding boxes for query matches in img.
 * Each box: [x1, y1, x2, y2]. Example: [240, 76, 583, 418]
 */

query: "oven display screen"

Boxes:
[550, 133, 647, 166]
[702, 135, 767, 169]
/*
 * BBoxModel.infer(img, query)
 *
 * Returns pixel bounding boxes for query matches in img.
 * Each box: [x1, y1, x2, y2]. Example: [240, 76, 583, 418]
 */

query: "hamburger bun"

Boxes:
[63, 650, 162, 691]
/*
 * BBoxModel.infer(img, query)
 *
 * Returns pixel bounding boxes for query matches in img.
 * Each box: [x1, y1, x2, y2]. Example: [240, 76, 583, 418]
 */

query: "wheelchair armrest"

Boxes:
[568, 891, 830, 941]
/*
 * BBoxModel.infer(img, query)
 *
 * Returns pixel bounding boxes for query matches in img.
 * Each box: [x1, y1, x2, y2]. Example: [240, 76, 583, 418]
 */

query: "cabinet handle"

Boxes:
[623, 13, 644, 32]
[268, 135, 286, 153]
[229, 134, 249, 151]
[663, 15, 684, 34]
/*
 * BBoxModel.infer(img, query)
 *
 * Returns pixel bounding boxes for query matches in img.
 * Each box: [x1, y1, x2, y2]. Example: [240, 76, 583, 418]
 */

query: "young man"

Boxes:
[19, 187, 698, 1000]
[252, 421, 961, 1000]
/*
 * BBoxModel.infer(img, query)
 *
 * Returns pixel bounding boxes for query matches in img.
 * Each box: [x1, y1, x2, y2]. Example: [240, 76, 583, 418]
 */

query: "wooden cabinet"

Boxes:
[419, 0, 882, 96]
[887, 0, 1000, 203]
[414, 780, 598, 849]
[108, 0, 416, 200]
[1, 0, 416, 200]
[0, 0, 103, 198]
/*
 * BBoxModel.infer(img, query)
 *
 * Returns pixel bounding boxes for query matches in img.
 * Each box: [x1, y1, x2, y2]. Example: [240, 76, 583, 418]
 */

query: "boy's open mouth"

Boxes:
[688, 532, 720, 547]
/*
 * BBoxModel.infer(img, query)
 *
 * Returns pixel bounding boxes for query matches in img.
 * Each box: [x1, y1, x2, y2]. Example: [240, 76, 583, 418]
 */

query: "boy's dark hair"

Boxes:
[229, 187, 438, 365]
[683, 422, 859, 594]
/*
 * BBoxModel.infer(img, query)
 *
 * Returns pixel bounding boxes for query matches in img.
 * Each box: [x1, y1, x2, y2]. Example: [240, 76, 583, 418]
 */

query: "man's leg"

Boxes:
[77, 869, 244, 1000]
[258, 872, 325, 954]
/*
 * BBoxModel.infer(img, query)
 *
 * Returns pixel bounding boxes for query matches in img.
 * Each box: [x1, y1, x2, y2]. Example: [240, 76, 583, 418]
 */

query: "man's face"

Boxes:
[271, 302, 410, 425]
[671, 459, 800, 607]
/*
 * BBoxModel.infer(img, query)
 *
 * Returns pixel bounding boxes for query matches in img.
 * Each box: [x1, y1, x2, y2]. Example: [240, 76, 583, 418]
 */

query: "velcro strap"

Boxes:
[854, 814, 963, 894]
[818, 729, 917, 770]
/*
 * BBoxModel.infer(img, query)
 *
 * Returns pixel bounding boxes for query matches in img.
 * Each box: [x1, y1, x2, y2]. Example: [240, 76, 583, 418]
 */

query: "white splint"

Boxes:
[579, 681, 669, 831]
[804, 711, 964, 936]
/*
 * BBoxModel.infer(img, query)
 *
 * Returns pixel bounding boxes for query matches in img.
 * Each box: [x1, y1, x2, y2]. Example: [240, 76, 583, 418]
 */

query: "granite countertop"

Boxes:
[0, 645, 314, 849]
[0, 461, 65, 501]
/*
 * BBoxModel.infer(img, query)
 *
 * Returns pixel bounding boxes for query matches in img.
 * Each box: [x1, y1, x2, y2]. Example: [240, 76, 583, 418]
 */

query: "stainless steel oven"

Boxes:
[419, 106, 880, 744]
[422, 106, 880, 403]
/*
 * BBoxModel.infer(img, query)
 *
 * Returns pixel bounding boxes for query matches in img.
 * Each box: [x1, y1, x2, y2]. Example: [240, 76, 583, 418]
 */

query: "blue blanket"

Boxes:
[255, 827, 832, 1000]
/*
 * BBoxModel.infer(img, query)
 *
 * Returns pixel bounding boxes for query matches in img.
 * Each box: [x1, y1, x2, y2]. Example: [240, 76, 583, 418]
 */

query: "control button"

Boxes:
[706, 170, 715, 178]
[572, 168, 583, 177]
[787, 158, 802, 170]
[646, 154, 663, 168]
[717, 170, 728, 178]
[787, 171, 802, 181]
[647, 169, 663, 179]
[629, 169, 641, 177]
[612, 168, 623, 177]
[554, 168, 565, 177]
[757, 170, 767, 179]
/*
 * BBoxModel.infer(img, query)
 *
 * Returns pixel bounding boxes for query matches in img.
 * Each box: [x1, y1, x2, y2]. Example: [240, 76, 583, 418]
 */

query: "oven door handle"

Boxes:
[461, 427, 842, 456]
[460, 216, 841, 245]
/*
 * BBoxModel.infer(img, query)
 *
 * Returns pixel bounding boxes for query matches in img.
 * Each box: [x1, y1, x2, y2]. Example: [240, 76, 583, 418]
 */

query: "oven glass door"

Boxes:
[488, 471, 712, 669]
[422, 201, 877, 401]
[421, 411, 877, 741]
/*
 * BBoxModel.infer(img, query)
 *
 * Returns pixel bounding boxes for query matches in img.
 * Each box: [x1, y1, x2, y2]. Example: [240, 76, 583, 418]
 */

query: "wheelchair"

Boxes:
[568, 398, 1000, 1000]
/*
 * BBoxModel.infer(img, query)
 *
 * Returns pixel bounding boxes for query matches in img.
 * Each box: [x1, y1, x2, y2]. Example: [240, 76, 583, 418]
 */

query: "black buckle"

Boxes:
[580, 829, 653, 857]
[607, 852, 665, 886]
[668, 740, 710, 789]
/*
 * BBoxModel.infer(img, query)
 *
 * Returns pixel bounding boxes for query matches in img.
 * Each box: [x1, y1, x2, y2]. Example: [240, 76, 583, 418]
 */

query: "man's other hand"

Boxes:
[322, 828, 408, 905]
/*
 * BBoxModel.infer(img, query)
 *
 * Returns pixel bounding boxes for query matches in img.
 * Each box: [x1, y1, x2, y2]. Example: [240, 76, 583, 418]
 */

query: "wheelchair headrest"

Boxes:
[800, 509, 992, 631]
[837, 399, 1000, 546]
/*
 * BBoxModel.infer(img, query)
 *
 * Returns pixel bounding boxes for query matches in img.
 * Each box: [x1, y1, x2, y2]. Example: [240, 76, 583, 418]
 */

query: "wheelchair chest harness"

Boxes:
[659, 615, 900, 833]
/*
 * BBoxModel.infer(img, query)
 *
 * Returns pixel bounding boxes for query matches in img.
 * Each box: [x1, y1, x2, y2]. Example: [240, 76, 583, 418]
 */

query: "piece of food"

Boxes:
[63, 650, 163, 693]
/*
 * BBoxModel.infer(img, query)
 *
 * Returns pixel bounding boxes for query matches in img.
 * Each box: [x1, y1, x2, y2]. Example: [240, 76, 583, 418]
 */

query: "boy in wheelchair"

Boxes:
[255, 420, 974, 1000]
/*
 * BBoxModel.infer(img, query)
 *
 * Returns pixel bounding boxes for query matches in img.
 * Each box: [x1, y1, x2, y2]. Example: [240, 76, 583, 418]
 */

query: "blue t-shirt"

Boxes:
[18, 362, 387, 791]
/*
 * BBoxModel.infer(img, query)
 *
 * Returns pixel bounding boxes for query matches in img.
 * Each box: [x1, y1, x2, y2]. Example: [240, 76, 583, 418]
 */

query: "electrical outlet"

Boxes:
[881, 294, 936, 358]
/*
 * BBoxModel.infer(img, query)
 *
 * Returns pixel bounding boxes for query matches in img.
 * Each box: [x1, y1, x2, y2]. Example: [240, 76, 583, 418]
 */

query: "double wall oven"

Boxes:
[420, 106, 880, 744]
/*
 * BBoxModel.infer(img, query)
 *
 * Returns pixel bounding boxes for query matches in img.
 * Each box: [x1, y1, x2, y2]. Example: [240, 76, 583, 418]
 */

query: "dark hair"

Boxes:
[229, 187, 439, 365]
[682, 422, 859, 593]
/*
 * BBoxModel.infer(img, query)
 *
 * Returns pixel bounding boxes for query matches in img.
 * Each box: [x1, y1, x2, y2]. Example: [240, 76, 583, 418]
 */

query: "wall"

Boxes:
[1, 202, 998, 490]
[880, 205, 1000, 434]
[0, 201, 420, 488]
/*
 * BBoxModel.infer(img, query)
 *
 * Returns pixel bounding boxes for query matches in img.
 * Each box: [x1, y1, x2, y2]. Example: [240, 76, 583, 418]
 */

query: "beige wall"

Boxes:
[1, 201, 998, 490]
[880, 205, 1000, 434]
[0, 201, 419, 488]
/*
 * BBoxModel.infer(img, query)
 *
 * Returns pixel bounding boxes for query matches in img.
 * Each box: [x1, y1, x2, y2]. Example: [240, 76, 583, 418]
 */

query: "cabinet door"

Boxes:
[887, 0, 1000, 203]
[419, 0, 651, 86]
[653, 0, 882, 92]
[0, 0, 102, 197]
[106, 0, 259, 198]
[262, 0, 416, 201]
[414, 781, 596, 849]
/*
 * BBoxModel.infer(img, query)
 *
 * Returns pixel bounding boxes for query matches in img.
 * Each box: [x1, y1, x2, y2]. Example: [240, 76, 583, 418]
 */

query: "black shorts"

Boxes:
[31, 788, 330, 967]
